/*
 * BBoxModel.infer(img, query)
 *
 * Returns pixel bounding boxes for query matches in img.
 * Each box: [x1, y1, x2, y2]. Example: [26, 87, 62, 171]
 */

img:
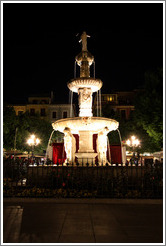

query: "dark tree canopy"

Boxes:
[101, 68, 163, 153]
[3, 105, 58, 154]
[134, 68, 163, 150]
[3, 104, 17, 149]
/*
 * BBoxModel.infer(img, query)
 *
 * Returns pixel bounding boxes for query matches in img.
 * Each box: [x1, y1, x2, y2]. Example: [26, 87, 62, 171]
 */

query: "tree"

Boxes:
[101, 69, 163, 153]
[134, 68, 163, 150]
[3, 106, 60, 154]
[3, 104, 17, 150]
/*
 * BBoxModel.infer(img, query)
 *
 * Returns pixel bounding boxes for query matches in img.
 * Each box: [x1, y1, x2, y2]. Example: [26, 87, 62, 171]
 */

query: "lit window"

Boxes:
[108, 96, 113, 101]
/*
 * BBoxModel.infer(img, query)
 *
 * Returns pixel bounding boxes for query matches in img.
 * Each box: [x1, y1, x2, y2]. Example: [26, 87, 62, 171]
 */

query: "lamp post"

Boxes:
[27, 134, 40, 163]
[126, 135, 140, 165]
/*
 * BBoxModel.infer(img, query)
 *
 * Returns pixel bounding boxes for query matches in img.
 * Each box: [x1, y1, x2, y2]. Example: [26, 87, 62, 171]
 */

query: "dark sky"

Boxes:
[3, 2, 163, 104]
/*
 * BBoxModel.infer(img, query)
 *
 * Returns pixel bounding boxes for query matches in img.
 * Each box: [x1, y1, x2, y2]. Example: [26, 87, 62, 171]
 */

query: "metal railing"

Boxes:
[3, 158, 163, 199]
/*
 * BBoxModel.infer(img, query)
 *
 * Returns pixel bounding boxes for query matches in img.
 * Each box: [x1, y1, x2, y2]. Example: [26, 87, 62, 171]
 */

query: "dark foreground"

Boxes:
[3, 198, 163, 243]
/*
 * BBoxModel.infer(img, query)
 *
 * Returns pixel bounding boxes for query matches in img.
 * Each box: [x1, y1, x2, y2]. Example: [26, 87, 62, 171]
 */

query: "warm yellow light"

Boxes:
[107, 96, 112, 101]
[36, 138, 40, 145]
[126, 136, 140, 147]
[134, 139, 140, 146]
[27, 139, 33, 145]
[137, 139, 140, 145]
[126, 139, 131, 146]
[31, 134, 35, 140]
[27, 134, 40, 146]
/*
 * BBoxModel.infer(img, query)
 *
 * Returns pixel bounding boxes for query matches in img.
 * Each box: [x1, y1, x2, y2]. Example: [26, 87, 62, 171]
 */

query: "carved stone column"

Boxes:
[78, 88, 93, 117]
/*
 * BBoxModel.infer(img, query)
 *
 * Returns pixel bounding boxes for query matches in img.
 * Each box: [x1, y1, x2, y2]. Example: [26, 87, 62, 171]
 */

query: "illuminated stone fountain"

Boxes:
[52, 31, 119, 165]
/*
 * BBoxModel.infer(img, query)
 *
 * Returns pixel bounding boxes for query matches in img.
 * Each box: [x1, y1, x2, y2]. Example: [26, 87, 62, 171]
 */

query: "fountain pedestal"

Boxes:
[75, 153, 97, 165]
[75, 131, 97, 165]
[78, 131, 94, 153]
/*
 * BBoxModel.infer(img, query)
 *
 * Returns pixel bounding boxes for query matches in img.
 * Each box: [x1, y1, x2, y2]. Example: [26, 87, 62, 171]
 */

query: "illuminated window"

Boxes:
[106, 95, 115, 102]
[107, 96, 113, 101]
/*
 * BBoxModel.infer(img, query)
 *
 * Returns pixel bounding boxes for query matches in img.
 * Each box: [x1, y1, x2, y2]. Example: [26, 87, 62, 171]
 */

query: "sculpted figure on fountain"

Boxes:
[64, 127, 72, 162]
[76, 31, 94, 78]
[78, 87, 93, 117]
[98, 127, 109, 165]
[79, 31, 90, 52]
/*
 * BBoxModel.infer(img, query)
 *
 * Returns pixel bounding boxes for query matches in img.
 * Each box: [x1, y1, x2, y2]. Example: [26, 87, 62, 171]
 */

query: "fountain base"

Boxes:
[52, 117, 119, 166]
[75, 152, 97, 165]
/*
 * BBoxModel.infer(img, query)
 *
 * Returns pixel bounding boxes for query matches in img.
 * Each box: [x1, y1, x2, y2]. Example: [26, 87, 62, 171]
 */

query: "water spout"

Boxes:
[99, 89, 102, 116]
[117, 129, 123, 164]
[93, 61, 95, 78]
[62, 144, 65, 164]
[74, 61, 76, 78]
[96, 91, 99, 117]
[107, 136, 111, 164]
[70, 91, 73, 117]
[45, 130, 55, 164]
[69, 90, 73, 117]
[69, 90, 71, 104]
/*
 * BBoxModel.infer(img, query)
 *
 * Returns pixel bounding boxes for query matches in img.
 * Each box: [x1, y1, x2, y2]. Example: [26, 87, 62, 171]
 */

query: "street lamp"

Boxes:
[27, 134, 40, 162]
[126, 135, 140, 165]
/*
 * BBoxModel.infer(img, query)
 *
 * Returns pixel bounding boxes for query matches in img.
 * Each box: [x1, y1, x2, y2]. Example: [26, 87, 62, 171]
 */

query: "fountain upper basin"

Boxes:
[67, 78, 102, 93]
[52, 117, 119, 134]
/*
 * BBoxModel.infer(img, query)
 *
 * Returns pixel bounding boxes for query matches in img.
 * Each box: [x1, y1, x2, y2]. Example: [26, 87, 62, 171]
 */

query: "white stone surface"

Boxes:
[67, 78, 102, 93]
[78, 88, 93, 117]
[52, 117, 119, 134]
[52, 32, 120, 165]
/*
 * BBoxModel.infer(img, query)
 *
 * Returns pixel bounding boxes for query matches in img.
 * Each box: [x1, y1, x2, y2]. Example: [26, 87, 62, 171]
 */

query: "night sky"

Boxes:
[3, 2, 163, 104]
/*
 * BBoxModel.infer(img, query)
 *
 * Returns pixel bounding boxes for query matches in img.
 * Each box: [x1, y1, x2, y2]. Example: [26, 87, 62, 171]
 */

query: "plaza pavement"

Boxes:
[3, 198, 163, 244]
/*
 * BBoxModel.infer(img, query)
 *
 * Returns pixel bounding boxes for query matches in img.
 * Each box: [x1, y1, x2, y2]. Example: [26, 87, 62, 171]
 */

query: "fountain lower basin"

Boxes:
[52, 116, 119, 134]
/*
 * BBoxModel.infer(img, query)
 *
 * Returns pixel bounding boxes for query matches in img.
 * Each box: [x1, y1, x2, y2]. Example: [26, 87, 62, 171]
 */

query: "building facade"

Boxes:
[13, 93, 76, 122]
[93, 90, 137, 120]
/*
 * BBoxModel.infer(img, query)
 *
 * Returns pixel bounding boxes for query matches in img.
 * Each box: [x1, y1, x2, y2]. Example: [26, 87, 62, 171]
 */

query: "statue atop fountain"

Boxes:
[79, 31, 90, 52]
[52, 31, 119, 165]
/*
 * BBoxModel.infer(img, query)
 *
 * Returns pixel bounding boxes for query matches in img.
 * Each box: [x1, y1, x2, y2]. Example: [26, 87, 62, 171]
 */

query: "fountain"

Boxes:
[52, 31, 119, 165]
